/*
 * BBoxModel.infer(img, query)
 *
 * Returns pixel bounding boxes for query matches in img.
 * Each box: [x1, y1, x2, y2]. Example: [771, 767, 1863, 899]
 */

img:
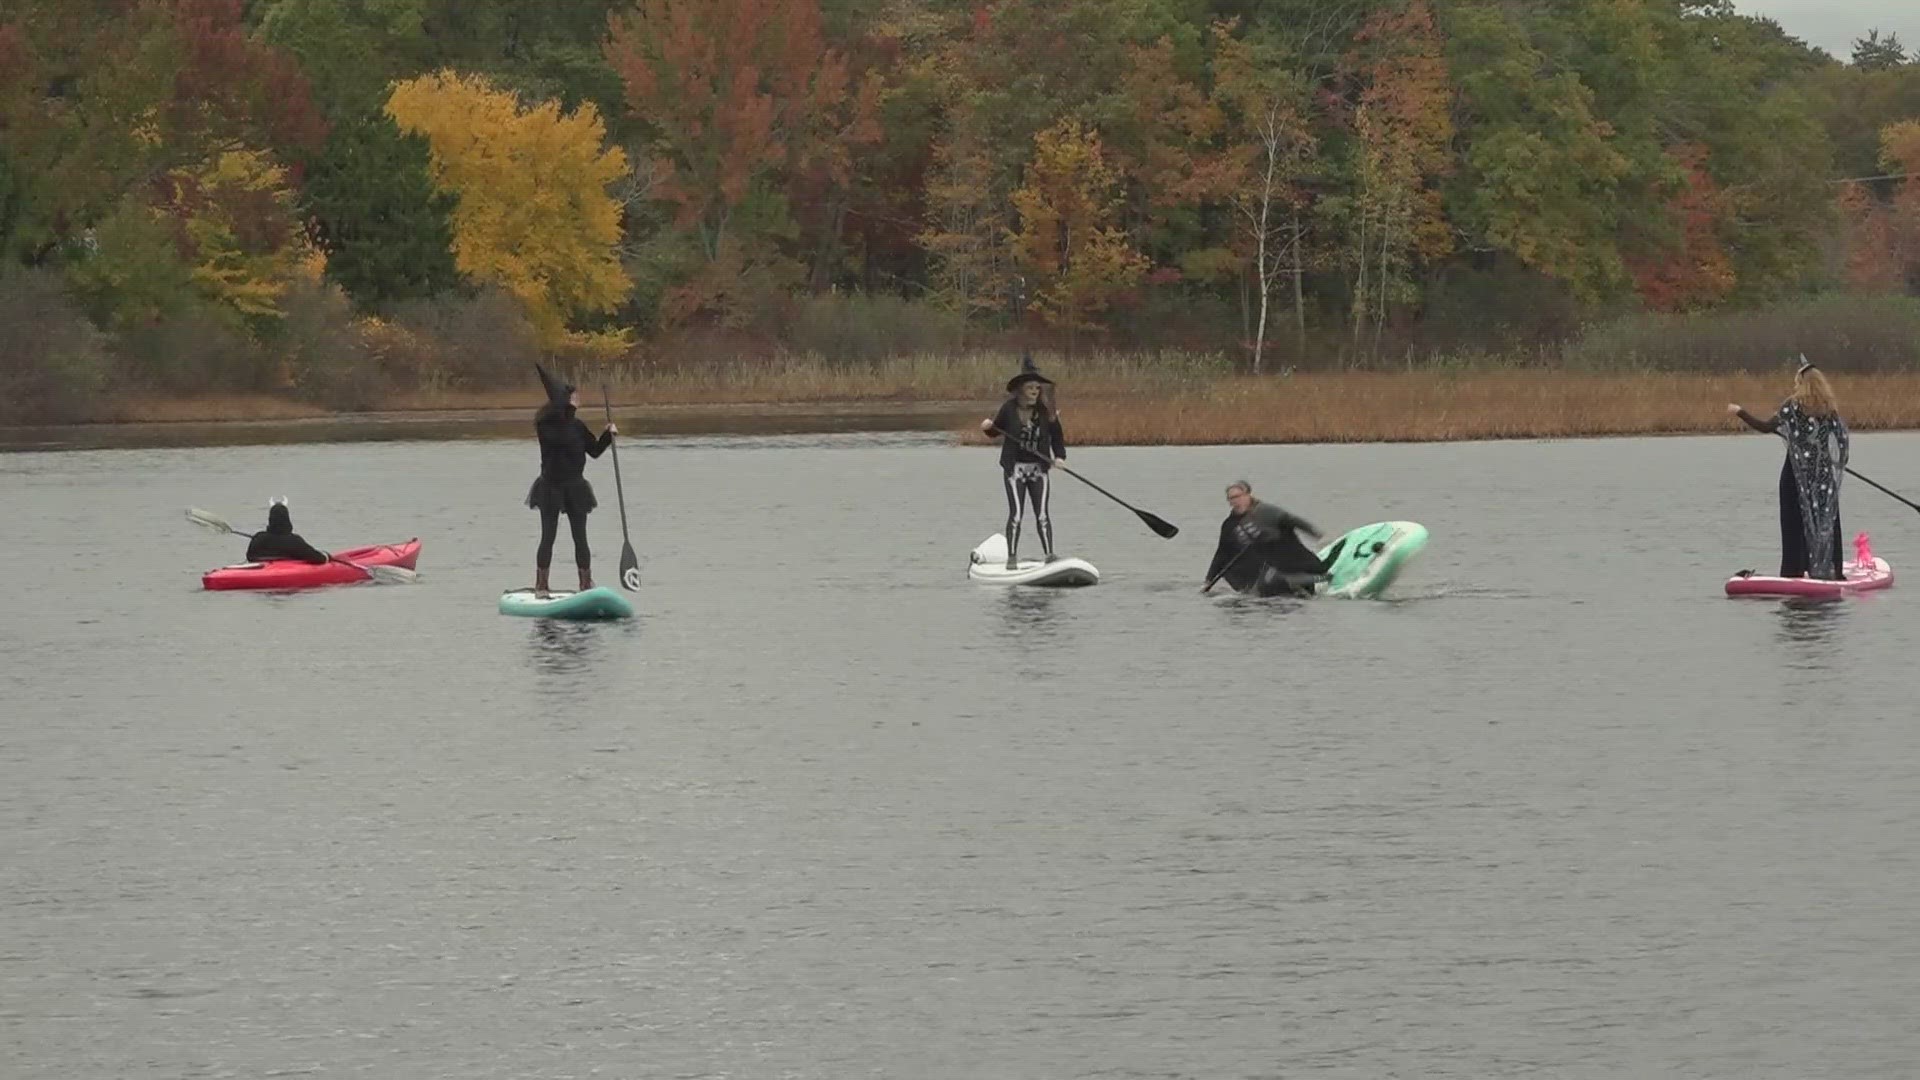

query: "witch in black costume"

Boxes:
[527, 363, 615, 597]
[980, 354, 1067, 569]
[1729, 357, 1849, 579]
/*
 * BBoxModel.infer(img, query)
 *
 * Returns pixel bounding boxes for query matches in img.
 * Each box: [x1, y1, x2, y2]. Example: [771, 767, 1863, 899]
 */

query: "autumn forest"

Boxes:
[5, 0, 1920, 424]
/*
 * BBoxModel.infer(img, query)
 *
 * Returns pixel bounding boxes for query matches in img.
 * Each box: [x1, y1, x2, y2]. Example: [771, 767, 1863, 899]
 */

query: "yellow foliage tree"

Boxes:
[158, 149, 322, 322]
[1009, 119, 1148, 350]
[386, 70, 631, 347]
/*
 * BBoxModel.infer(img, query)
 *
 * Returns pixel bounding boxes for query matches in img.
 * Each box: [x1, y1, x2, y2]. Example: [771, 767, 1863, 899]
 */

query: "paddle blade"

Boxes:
[618, 541, 641, 591]
[186, 507, 236, 535]
[1139, 511, 1179, 539]
[360, 564, 419, 585]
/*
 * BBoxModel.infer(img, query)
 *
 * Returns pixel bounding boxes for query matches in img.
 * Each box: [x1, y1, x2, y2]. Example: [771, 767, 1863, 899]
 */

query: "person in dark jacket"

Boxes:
[1204, 481, 1346, 597]
[1728, 356, 1849, 579]
[246, 499, 329, 565]
[526, 363, 615, 596]
[979, 353, 1067, 569]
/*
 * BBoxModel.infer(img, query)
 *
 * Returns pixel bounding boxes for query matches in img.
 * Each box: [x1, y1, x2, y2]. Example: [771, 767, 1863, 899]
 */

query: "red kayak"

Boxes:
[202, 539, 422, 591]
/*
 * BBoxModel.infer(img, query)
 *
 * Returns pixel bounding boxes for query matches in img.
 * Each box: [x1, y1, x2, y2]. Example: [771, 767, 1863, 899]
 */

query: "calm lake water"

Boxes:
[4, 431, 1919, 1078]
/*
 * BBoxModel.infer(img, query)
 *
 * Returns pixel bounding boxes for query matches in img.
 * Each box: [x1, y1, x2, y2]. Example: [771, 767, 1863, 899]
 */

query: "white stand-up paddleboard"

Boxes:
[967, 534, 1100, 587]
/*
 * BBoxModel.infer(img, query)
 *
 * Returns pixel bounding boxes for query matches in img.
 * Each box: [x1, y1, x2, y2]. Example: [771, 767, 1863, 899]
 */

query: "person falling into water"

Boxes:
[981, 353, 1067, 569]
[1728, 356, 1849, 580]
[246, 498, 329, 565]
[527, 363, 616, 597]
[1204, 481, 1346, 597]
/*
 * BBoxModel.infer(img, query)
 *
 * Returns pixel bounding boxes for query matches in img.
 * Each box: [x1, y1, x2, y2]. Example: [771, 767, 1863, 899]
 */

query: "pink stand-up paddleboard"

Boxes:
[1726, 533, 1893, 597]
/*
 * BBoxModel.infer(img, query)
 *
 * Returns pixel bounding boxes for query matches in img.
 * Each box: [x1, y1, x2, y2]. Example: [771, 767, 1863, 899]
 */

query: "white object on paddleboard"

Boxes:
[967, 533, 1100, 587]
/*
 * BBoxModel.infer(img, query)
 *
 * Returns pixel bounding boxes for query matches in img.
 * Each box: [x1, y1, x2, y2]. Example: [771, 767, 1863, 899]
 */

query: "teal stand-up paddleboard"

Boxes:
[1317, 521, 1428, 599]
[499, 586, 635, 620]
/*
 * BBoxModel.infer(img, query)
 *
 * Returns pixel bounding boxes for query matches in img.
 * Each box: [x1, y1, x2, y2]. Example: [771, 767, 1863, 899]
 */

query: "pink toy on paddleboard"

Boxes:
[1726, 532, 1892, 598]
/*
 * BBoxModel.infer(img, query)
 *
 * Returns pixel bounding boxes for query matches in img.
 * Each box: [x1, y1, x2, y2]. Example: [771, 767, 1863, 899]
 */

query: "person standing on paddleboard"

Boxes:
[1728, 357, 1849, 580]
[527, 363, 616, 597]
[246, 498, 329, 565]
[981, 353, 1067, 569]
[1204, 481, 1346, 597]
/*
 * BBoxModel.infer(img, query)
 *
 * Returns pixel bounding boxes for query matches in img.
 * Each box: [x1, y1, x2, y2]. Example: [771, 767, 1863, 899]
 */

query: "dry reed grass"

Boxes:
[70, 367, 1920, 445]
[960, 372, 1920, 445]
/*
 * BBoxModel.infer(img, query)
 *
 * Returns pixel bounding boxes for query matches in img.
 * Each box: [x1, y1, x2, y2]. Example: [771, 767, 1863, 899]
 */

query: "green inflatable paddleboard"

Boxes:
[498, 586, 635, 620]
[1316, 521, 1428, 599]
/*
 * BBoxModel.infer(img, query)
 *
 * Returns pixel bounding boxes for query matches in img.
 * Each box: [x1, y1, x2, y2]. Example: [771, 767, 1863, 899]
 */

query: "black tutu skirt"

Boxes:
[525, 475, 598, 515]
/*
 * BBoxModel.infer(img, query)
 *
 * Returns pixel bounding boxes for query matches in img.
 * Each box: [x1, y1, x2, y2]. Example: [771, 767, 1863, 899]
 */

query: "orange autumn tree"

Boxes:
[1008, 118, 1149, 353]
[605, 0, 880, 326]
[1628, 145, 1736, 312]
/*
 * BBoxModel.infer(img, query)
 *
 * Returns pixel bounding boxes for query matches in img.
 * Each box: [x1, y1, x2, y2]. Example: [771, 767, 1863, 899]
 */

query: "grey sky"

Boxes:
[1734, 1, 1920, 58]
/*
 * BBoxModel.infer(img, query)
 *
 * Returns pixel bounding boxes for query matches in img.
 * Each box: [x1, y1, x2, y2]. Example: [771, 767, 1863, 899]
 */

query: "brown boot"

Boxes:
[534, 566, 550, 598]
[578, 566, 593, 592]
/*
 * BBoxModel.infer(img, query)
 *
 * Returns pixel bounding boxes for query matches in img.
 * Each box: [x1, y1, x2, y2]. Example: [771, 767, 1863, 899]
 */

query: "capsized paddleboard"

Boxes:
[1316, 521, 1429, 599]
[967, 534, 1100, 587]
[498, 585, 635, 619]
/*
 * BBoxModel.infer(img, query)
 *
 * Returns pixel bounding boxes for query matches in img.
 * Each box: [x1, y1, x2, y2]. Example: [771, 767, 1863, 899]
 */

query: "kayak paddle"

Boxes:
[1010, 445, 1178, 538]
[602, 386, 641, 591]
[185, 507, 418, 584]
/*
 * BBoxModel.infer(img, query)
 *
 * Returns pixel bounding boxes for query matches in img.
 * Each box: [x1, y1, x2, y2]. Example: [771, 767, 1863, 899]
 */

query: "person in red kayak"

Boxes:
[245, 498, 329, 565]
[527, 363, 616, 597]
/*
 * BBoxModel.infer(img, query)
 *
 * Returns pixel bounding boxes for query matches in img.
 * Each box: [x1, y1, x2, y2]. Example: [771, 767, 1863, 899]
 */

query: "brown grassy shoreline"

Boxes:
[24, 371, 1920, 445]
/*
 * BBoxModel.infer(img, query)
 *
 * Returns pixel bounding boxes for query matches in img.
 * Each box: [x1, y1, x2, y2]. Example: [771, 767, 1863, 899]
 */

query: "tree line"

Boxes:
[4, 0, 1920, 416]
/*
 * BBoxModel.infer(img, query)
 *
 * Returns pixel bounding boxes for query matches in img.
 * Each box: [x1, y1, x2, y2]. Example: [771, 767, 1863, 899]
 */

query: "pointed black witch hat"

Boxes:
[533, 362, 574, 408]
[1005, 351, 1054, 393]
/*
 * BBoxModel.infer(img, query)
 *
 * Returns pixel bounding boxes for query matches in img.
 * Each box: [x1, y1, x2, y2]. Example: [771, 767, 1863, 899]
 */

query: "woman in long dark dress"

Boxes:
[1728, 358, 1848, 579]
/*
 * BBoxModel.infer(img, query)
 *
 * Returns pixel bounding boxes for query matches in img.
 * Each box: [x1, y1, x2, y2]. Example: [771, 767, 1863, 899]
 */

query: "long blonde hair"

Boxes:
[1793, 366, 1839, 418]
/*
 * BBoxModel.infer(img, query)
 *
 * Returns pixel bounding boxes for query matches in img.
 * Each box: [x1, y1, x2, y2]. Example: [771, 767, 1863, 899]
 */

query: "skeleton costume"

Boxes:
[1736, 359, 1849, 580]
[985, 354, 1067, 569]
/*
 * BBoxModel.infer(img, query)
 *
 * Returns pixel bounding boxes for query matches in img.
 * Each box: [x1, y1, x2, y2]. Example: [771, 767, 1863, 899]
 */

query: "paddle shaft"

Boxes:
[1007, 444, 1178, 537]
[602, 389, 633, 542]
[1755, 425, 1920, 514]
[1846, 465, 1920, 513]
[602, 387, 641, 590]
[1202, 543, 1254, 594]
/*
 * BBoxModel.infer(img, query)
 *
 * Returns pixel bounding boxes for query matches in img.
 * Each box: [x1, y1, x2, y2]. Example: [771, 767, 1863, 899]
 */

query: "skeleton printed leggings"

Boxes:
[1003, 466, 1053, 561]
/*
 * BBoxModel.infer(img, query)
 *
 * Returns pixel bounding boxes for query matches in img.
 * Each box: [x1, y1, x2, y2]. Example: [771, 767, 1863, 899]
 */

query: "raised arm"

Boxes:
[1729, 403, 1779, 434]
[582, 419, 613, 458]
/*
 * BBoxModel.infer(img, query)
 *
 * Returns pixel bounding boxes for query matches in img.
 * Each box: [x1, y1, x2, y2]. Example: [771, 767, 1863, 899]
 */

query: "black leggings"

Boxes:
[537, 504, 591, 570]
[1003, 468, 1053, 557]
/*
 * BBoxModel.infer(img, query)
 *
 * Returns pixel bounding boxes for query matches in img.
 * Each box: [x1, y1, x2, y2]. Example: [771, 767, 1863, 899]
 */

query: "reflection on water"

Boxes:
[524, 619, 633, 679]
[994, 586, 1067, 633]
[1773, 598, 1849, 667]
